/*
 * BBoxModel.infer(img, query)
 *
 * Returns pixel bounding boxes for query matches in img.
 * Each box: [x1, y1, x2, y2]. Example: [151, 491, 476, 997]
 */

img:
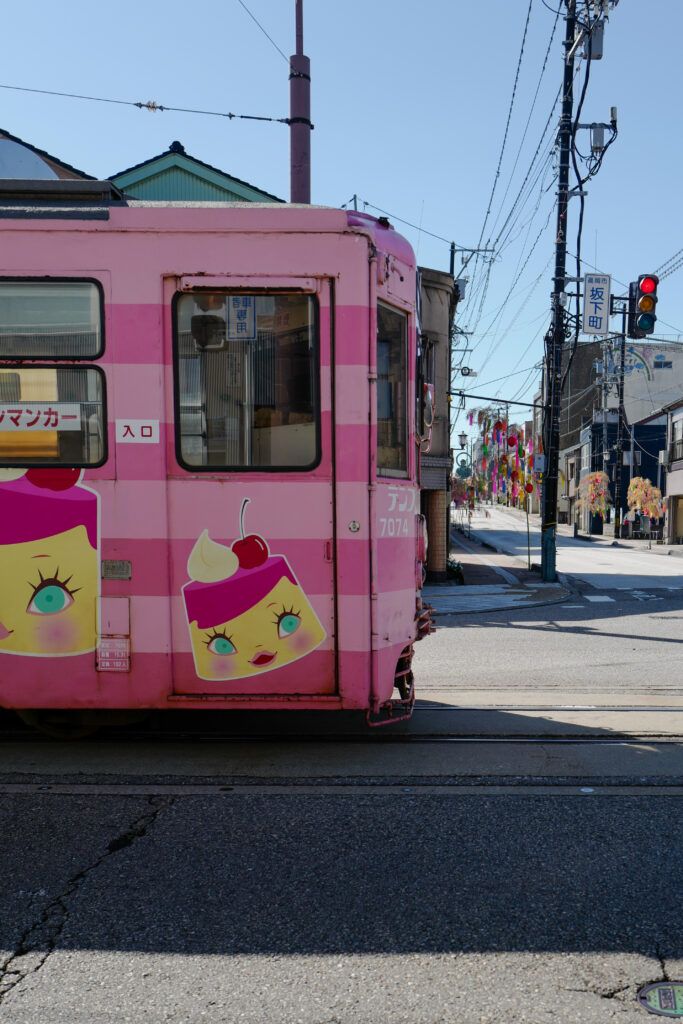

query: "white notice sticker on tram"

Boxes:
[116, 419, 160, 444]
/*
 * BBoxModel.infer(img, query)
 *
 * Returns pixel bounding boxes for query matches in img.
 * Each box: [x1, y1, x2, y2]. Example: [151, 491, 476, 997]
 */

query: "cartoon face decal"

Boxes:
[0, 470, 99, 657]
[183, 500, 325, 681]
[187, 574, 325, 681]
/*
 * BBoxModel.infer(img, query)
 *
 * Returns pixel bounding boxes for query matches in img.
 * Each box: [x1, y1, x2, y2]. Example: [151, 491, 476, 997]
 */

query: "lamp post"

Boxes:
[455, 432, 473, 536]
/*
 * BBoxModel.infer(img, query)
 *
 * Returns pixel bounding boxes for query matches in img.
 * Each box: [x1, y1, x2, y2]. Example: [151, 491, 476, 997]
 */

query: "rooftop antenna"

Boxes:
[289, 0, 311, 203]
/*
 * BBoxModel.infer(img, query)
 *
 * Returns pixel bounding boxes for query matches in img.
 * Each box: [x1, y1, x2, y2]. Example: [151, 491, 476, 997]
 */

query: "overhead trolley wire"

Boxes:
[0, 82, 290, 124]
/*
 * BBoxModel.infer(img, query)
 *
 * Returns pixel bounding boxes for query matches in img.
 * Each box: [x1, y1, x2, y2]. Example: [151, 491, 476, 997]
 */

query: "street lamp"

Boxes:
[454, 432, 474, 538]
[455, 433, 472, 479]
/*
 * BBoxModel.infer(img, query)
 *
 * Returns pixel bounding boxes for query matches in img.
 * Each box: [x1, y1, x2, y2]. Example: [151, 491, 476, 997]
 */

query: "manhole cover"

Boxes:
[638, 983, 683, 1017]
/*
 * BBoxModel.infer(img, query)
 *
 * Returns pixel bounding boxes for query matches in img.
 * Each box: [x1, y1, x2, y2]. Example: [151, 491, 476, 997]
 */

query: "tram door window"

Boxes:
[174, 292, 320, 470]
[377, 302, 408, 476]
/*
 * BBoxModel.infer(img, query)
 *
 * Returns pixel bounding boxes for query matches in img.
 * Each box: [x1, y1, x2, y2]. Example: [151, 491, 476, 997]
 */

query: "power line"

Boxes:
[474, 0, 535, 254]
[235, 0, 291, 65]
[0, 82, 289, 124]
[488, 5, 561, 241]
[460, 84, 563, 330]
[342, 198, 488, 254]
[657, 252, 683, 282]
[655, 246, 683, 277]
[468, 364, 543, 389]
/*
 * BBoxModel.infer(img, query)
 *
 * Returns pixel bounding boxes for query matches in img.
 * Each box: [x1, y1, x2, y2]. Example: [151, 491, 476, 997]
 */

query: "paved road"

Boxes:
[0, 758, 681, 1024]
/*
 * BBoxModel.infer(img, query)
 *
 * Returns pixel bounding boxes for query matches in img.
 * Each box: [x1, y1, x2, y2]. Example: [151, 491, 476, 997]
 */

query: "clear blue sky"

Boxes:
[2, 1, 681, 431]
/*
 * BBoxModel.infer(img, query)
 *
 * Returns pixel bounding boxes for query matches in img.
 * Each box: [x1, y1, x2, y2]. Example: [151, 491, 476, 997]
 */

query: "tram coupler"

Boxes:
[365, 676, 415, 727]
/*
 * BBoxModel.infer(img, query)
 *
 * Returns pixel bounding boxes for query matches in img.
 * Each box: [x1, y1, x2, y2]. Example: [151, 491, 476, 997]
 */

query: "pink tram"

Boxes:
[0, 183, 432, 729]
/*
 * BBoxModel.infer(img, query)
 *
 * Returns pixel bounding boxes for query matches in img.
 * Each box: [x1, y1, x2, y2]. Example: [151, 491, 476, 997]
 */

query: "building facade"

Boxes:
[663, 400, 683, 544]
[418, 268, 457, 582]
[109, 142, 283, 203]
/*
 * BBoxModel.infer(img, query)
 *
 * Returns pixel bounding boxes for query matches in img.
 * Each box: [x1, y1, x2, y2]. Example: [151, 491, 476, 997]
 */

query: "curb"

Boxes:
[425, 583, 572, 617]
[449, 526, 582, 611]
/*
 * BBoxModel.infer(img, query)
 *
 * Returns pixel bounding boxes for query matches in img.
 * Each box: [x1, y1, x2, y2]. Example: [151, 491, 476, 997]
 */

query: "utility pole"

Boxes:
[601, 336, 609, 480]
[613, 309, 626, 538]
[289, 0, 311, 203]
[541, 0, 577, 582]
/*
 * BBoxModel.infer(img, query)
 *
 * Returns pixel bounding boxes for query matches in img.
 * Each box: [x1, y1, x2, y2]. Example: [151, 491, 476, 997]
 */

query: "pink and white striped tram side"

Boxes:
[0, 192, 431, 726]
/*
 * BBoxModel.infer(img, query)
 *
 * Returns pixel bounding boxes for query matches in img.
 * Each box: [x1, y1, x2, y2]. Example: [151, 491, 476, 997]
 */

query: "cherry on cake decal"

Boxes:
[183, 498, 325, 681]
[0, 468, 100, 657]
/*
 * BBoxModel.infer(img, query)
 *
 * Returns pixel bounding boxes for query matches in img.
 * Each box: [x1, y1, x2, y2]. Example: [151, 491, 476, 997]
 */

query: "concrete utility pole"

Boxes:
[541, 0, 577, 582]
[289, 0, 312, 203]
[613, 310, 626, 538]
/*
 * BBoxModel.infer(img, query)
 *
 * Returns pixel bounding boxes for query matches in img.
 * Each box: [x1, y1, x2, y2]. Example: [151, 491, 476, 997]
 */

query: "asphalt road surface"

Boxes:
[0, 769, 681, 1024]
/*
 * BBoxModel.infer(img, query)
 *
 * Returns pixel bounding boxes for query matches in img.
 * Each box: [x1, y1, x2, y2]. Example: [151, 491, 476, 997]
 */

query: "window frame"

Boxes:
[376, 300, 409, 479]
[0, 363, 108, 469]
[0, 277, 105, 361]
[171, 288, 322, 474]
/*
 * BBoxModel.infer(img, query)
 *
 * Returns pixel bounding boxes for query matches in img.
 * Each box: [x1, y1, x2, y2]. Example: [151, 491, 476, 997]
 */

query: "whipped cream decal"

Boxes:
[182, 498, 326, 681]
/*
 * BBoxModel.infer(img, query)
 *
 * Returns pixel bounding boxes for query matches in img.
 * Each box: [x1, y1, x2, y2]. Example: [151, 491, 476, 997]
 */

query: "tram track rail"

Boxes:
[0, 704, 682, 744]
[0, 781, 682, 796]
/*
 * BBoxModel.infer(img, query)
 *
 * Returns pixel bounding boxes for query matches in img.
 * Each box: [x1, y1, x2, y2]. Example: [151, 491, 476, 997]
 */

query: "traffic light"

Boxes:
[627, 274, 659, 338]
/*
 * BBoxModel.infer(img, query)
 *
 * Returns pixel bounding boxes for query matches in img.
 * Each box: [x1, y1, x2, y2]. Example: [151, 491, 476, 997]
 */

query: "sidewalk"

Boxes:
[422, 526, 571, 616]
[489, 503, 683, 558]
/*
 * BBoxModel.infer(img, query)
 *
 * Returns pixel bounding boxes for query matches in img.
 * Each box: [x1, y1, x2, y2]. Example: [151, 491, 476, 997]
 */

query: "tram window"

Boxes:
[0, 366, 107, 466]
[174, 292, 320, 470]
[0, 280, 103, 359]
[377, 302, 408, 476]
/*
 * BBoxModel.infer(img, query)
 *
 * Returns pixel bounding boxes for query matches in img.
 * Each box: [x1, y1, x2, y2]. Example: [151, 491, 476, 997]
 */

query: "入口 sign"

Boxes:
[115, 419, 160, 444]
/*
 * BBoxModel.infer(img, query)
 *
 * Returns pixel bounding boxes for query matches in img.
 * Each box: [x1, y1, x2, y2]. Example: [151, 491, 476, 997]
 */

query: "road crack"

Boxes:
[0, 796, 172, 1005]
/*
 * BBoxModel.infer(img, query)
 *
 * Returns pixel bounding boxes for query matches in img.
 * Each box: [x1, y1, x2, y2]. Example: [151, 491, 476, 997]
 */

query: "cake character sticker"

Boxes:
[0, 468, 99, 657]
[183, 498, 325, 681]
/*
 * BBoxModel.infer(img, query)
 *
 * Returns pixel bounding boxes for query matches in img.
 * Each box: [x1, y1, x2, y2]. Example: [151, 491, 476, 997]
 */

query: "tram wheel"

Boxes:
[394, 647, 414, 700]
[16, 709, 103, 739]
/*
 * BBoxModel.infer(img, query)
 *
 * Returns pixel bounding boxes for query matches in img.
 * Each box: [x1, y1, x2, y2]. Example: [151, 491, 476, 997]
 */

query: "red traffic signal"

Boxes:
[627, 274, 659, 338]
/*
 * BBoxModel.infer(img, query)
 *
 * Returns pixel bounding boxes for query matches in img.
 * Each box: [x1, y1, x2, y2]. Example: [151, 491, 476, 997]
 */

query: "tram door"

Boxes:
[165, 279, 337, 697]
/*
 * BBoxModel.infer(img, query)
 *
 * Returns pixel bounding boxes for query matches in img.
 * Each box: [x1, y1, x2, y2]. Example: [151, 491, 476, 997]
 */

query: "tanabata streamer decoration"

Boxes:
[627, 477, 663, 518]
[507, 435, 517, 448]
[579, 471, 611, 519]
